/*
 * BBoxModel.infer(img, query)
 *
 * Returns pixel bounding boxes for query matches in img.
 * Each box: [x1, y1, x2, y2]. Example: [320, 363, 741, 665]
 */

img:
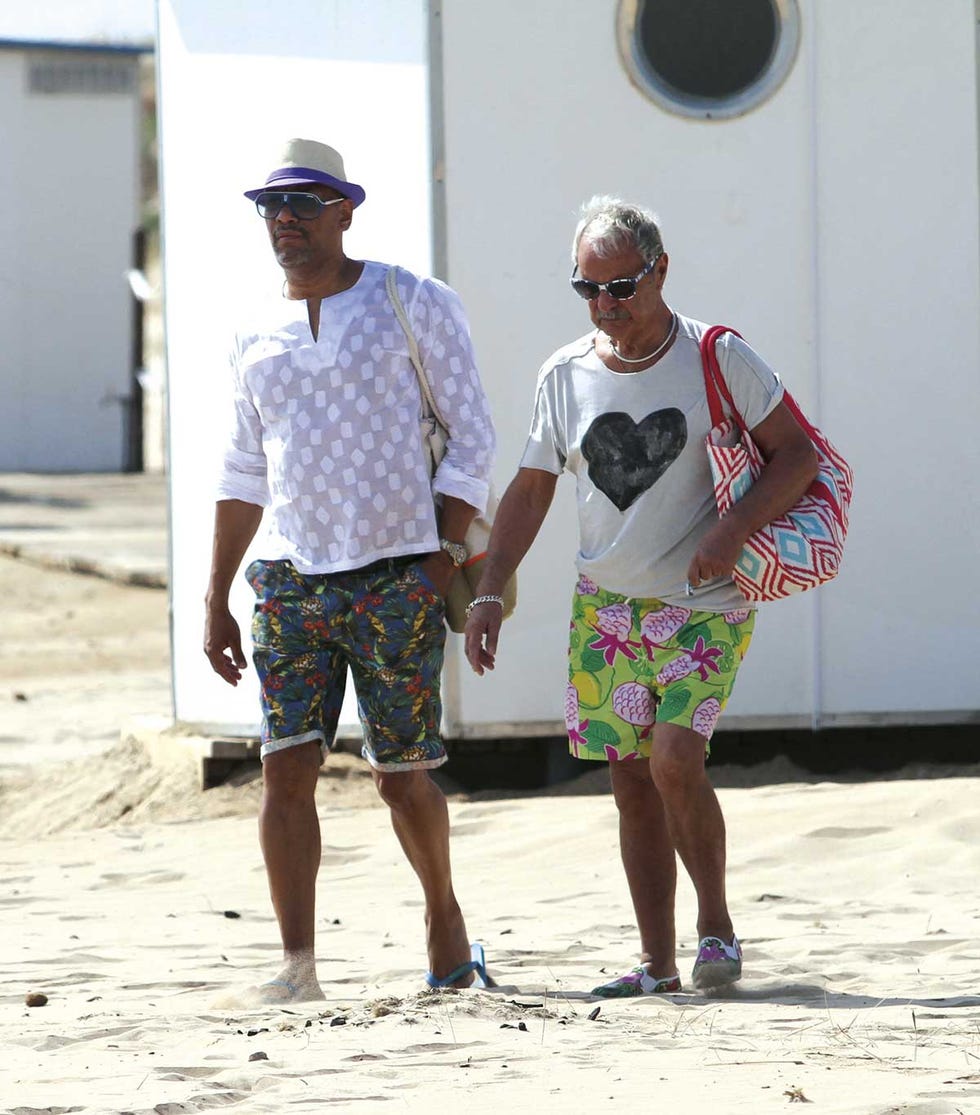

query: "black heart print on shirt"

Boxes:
[581, 409, 687, 511]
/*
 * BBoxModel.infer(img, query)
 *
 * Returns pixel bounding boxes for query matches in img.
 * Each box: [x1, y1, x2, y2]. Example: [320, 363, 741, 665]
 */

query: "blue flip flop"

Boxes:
[260, 978, 299, 997]
[425, 942, 489, 989]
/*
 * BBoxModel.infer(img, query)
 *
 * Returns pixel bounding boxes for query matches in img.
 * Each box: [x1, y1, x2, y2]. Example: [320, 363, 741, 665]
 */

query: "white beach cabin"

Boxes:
[0, 13, 150, 471]
[158, 0, 980, 747]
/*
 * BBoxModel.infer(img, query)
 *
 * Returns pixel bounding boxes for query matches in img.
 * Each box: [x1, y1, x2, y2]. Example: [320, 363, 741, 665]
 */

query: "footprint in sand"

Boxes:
[320, 845, 370, 866]
[803, 826, 890, 839]
[448, 820, 492, 837]
[87, 869, 186, 889]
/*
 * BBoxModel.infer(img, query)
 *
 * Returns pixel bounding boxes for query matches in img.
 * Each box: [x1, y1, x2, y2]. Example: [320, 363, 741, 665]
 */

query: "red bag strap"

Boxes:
[699, 325, 744, 430]
[699, 325, 818, 441]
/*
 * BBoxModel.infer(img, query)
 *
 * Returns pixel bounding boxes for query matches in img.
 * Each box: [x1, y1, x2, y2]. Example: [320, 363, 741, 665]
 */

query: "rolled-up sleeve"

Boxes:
[215, 348, 270, 507]
[409, 278, 496, 514]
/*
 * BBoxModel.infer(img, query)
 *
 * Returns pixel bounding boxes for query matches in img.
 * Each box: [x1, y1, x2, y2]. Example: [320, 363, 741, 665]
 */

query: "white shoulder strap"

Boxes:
[385, 266, 448, 429]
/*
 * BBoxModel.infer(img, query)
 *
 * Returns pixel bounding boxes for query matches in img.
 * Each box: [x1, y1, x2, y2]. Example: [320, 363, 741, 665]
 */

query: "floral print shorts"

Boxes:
[246, 557, 448, 771]
[566, 574, 755, 762]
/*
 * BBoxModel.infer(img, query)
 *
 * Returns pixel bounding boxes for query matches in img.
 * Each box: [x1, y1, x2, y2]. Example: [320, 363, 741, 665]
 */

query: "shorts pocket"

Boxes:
[244, 559, 267, 593]
[245, 559, 297, 600]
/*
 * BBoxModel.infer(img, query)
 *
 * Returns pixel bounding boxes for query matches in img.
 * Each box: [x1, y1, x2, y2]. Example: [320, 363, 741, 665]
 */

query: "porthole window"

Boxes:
[617, 0, 801, 120]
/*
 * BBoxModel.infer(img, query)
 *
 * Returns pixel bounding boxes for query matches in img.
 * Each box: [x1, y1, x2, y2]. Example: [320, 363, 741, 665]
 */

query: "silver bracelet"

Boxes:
[464, 594, 505, 618]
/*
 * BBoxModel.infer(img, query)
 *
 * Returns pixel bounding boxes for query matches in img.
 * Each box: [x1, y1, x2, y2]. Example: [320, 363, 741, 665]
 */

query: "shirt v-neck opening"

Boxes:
[297, 261, 371, 343]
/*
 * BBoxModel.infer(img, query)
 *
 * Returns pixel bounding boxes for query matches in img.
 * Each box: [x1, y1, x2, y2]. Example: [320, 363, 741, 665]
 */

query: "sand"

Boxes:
[3, 554, 980, 1115]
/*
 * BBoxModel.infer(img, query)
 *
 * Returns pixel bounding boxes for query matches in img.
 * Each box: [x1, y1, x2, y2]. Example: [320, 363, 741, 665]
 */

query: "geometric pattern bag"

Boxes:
[385, 266, 517, 632]
[700, 325, 854, 603]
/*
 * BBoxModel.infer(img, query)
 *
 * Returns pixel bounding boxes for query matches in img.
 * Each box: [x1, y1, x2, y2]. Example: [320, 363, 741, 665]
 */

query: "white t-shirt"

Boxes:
[520, 313, 783, 610]
[217, 261, 496, 574]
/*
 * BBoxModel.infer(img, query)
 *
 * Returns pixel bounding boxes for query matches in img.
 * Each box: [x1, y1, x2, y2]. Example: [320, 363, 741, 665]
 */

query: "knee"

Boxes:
[650, 732, 706, 797]
[609, 760, 654, 817]
[374, 769, 426, 811]
[263, 742, 321, 802]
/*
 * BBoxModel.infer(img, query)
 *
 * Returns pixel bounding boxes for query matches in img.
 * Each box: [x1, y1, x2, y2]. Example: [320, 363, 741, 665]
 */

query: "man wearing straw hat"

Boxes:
[204, 139, 496, 1002]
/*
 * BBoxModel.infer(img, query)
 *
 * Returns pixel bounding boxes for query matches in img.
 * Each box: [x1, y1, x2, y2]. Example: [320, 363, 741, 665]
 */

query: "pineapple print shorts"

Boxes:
[246, 557, 448, 772]
[566, 575, 756, 762]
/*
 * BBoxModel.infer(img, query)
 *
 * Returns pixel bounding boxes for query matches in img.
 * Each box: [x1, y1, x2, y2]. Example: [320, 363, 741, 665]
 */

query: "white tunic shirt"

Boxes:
[217, 261, 496, 574]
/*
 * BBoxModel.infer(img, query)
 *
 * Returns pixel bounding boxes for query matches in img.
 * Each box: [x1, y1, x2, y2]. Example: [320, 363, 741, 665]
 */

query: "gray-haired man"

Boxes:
[465, 196, 817, 996]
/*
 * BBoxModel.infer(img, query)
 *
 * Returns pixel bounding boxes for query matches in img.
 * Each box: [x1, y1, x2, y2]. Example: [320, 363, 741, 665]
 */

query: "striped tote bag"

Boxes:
[700, 325, 853, 602]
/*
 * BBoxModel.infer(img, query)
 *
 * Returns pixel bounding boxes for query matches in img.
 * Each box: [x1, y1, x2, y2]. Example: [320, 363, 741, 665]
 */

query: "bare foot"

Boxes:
[425, 903, 476, 988]
[211, 954, 325, 1008]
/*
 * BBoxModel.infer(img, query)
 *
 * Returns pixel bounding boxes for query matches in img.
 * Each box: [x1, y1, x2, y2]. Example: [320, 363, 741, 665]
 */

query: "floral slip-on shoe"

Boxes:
[591, 967, 683, 998]
[691, 935, 742, 990]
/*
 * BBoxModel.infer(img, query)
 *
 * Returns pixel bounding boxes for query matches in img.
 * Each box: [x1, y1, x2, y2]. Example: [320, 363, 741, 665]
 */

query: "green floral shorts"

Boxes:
[566, 574, 755, 762]
[247, 557, 447, 771]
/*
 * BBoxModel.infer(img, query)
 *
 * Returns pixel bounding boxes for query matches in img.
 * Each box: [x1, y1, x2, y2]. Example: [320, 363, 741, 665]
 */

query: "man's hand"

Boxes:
[204, 500, 263, 684]
[204, 604, 248, 686]
[418, 551, 458, 600]
[686, 518, 745, 590]
[464, 602, 502, 676]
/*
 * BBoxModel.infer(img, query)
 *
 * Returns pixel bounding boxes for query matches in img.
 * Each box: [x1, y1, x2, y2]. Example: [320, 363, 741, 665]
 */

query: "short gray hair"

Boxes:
[572, 195, 664, 265]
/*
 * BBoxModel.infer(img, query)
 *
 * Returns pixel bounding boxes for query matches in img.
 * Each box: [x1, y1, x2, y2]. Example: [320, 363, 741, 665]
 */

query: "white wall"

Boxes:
[439, 0, 980, 731]
[160, 0, 432, 733]
[811, 1, 980, 721]
[0, 48, 141, 471]
[163, 0, 980, 737]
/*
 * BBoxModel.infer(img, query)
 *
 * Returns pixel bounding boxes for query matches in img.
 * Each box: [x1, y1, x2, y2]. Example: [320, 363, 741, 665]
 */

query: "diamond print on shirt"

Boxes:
[220, 261, 496, 574]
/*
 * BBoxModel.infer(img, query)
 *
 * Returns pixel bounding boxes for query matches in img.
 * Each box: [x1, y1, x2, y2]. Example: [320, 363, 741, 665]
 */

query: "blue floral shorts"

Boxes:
[246, 557, 448, 771]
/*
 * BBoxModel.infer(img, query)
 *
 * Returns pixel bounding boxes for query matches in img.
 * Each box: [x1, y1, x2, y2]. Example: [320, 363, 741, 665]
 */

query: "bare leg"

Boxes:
[255, 740, 325, 1001]
[373, 768, 474, 986]
[649, 723, 733, 942]
[608, 757, 678, 976]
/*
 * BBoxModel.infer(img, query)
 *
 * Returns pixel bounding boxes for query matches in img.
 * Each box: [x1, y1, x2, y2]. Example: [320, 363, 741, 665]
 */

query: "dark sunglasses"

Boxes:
[254, 191, 345, 220]
[569, 254, 661, 301]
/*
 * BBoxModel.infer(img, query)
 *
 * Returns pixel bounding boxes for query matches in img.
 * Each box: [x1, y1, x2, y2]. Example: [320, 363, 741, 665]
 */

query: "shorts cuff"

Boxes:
[260, 730, 327, 761]
[361, 746, 448, 773]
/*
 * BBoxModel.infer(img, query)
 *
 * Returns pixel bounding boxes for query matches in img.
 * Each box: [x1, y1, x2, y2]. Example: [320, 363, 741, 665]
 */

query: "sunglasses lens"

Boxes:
[606, 279, 636, 300]
[571, 279, 600, 300]
[255, 192, 284, 218]
[289, 194, 324, 220]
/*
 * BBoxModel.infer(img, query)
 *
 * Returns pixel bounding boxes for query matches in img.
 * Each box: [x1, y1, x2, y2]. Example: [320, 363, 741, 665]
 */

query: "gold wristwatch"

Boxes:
[439, 538, 467, 567]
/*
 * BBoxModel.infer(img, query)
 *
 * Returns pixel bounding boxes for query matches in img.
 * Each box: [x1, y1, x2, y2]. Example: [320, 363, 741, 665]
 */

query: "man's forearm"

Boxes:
[721, 440, 818, 545]
[206, 499, 264, 606]
[437, 494, 478, 544]
[476, 468, 557, 595]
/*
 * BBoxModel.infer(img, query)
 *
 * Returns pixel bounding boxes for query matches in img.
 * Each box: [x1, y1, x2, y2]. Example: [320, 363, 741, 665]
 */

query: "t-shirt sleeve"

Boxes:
[518, 365, 566, 475]
[716, 332, 785, 432]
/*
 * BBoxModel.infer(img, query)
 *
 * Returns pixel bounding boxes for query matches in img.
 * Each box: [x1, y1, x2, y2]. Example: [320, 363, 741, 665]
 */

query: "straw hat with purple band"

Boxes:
[244, 138, 366, 208]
